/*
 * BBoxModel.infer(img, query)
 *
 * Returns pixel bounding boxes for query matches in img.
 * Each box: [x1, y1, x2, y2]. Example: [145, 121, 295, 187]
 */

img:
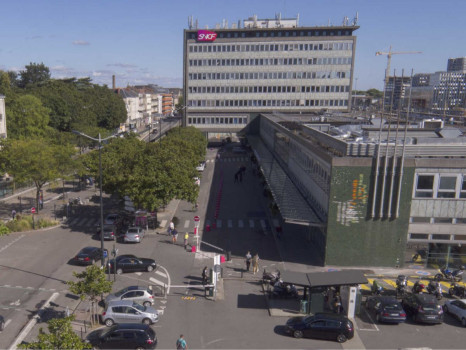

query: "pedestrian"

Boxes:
[168, 220, 175, 235]
[184, 232, 189, 250]
[176, 334, 188, 349]
[11, 209, 16, 220]
[252, 253, 259, 274]
[245, 251, 252, 271]
[172, 229, 178, 244]
[202, 266, 208, 285]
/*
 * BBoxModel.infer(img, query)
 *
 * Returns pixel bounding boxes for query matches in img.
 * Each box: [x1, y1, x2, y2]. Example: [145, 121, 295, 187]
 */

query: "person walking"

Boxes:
[11, 209, 16, 220]
[172, 229, 178, 244]
[168, 220, 175, 234]
[252, 253, 259, 274]
[245, 251, 252, 271]
[176, 334, 188, 349]
[184, 232, 189, 250]
[202, 266, 208, 285]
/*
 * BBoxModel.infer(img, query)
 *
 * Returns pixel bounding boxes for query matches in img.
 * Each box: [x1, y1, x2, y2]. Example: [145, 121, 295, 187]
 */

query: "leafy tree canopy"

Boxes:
[18, 62, 51, 88]
[366, 88, 383, 98]
[67, 265, 113, 302]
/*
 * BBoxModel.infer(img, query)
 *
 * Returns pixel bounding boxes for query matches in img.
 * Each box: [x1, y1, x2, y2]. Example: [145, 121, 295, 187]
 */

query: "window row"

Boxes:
[188, 99, 348, 107]
[189, 57, 352, 67]
[411, 217, 466, 224]
[409, 233, 466, 241]
[188, 117, 248, 125]
[188, 42, 353, 53]
[188, 71, 350, 80]
[414, 173, 466, 198]
[189, 85, 350, 94]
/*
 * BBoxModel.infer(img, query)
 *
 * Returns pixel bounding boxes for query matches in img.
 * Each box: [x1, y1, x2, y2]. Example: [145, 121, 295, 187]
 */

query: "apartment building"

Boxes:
[0, 95, 6, 138]
[183, 15, 359, 140]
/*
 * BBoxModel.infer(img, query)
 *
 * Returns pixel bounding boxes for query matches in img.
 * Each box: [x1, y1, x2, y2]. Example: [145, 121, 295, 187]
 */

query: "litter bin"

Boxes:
[103, 249, 108, 259]
[226, 250, 231, 261]
[205, 286, 214, 297]
[300, 300, 308, 314]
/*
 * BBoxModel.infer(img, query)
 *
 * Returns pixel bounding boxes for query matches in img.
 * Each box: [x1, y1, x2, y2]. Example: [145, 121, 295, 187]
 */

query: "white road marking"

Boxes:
[249, 220, 255, 228]
[135, 272, 142, 276]
[184, 220, 190, 228]
[227, 220, 232, 228]
[155, 270, 167, 278]
[68, 218, 78, 225]
[77, 217, 88, 226]
[85, 218, 96, 227]
[238, 219, 244, 228]
[4, 319, 11, 329]
[260, 220, 266, 229]
[216, 219, 222, 228]
[0, 235, 25, 253]
[160, 219, 167, 228]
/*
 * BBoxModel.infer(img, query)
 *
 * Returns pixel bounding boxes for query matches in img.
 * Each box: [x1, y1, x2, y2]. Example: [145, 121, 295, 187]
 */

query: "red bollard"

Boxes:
[205, 224, 210, 232]
[191, 245, 196, 253]
[194, 227, 198, 235]
[220, 255, 226, 263]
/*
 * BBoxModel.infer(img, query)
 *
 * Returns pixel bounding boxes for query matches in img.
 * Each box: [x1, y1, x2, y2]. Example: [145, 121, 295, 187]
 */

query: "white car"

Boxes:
[444, 299, 466, 326]
[196, 161, 206, 172]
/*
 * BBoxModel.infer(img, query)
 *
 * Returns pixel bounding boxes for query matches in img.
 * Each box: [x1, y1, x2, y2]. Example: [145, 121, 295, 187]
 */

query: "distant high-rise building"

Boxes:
[384, 76, 412, 111]
[447, 57, 466, 73]
[183, 14, 359, 139]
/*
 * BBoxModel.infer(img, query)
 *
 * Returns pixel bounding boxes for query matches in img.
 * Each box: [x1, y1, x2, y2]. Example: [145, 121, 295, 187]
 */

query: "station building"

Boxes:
[183, 15, 359, 141]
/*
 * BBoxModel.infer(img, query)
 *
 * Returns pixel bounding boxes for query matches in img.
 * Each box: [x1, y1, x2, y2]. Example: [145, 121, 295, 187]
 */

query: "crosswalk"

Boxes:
[68, 216, 281, 232]
[361, 277, 466, 292]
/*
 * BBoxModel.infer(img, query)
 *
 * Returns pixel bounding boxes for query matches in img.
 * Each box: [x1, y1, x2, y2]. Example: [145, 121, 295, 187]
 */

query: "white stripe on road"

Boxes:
[160, 220, 167, 228]
[149, 277, 166, 287]
[155, 270, 167, 278]
[260, 220, 267, 229]
[8, 292, 59, 350]
[85, 218, 97, 227]
[238, 220, 244, 228]
[77, 218, 88, 226]
[184, 220, 190, 228]
[249, 220, 254, 228]
[4, 319, 11, 329]
[216, 220, 222, 228]
[227, 220, 232, 228]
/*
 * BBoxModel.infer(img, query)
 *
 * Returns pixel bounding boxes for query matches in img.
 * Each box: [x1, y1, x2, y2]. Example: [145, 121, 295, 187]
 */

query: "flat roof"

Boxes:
[280, 270, 368, 288]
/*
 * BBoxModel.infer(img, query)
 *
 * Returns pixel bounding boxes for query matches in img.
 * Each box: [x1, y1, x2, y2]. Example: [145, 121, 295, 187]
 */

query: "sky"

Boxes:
[0, 0, 465, 90]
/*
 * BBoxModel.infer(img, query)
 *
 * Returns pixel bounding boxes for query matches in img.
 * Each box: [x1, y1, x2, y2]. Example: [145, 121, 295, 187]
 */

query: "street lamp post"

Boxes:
[73, 130, 115, 267]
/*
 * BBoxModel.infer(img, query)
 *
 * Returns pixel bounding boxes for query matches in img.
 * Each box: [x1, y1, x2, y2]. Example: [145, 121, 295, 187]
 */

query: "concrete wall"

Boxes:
[325, 164, 415, 267]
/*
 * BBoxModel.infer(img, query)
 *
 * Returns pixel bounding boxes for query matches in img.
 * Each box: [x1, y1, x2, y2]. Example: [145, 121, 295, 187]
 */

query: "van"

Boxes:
[102, 300, 159, 327]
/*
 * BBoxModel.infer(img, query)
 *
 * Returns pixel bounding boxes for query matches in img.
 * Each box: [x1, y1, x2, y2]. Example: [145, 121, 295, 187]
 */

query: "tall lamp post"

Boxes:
[72, 130, 115, 267]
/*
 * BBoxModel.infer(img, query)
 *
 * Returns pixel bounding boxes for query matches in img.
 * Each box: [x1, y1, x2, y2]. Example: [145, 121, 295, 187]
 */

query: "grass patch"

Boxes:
[5, 215, 59, 232]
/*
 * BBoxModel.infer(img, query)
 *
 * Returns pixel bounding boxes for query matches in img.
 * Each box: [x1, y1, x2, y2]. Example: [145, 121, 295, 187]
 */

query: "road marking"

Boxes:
[135, 272, 142, 276]
[260, 220, 266, 229]
[160, 219, 167, 228]
[249, 220, 254, 228]
[0, 234, 26, 253]
[383, 279, 397, 288]
[216, 219, 222, 228]
[68, 218, 78, 225]
[77, 217, 88, 226]
[227, 220, 232, 228]
[149, 277, 167, 287]
[238, 219, 244, 228]
[85, 219, 96, 227]
[9, 292, 59, 350]
[184, 220, 190, 228]
[155, 270, 167, 278]
[4, 319, 11, 329]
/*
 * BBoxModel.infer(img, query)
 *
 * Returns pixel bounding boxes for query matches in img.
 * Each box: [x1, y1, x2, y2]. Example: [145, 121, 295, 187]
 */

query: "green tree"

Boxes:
[18, 316, 90, 350]
[18, 62, 51, 88]
[0, 139, 74, 210]
[0, 70, 12, 96]
[67, 265, 113, 325]
[6, 94, 51, 139]
[366, 88, 383, 98]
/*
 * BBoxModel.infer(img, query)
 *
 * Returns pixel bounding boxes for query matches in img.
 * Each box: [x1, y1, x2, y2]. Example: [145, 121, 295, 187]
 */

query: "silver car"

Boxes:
[102, 300, 159, 326]
[106, 286, 155, 306]
[124, 227, 145, 243]
[444, 299, 466, 327]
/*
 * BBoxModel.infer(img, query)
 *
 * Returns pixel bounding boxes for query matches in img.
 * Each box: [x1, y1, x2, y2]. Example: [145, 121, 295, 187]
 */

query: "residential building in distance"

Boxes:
[0, 94, 7, 138]
[384, 76, 411, 111]
[183, 14, 359, 140]
[248, 113, 466, 267]
[447, 57, 466, 73]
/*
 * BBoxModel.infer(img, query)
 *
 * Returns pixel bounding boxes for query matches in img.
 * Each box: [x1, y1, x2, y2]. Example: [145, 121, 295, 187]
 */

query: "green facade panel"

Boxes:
[326, 165, 415, 267]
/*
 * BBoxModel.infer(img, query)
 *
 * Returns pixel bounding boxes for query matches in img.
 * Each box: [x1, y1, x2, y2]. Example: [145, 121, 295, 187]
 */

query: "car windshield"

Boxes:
[100, 325, 117, 337]
[423, 303, 440, 311]
[81, 247, 94, 253]
[384, 303, 402, 311]
[132, 302, 145, 312]
[128, 228, 139, 234]
[114, 287, 129, 297]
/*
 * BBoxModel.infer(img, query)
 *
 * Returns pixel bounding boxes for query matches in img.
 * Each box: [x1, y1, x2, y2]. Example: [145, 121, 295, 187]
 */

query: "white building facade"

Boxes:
[0, 94, 6, 138]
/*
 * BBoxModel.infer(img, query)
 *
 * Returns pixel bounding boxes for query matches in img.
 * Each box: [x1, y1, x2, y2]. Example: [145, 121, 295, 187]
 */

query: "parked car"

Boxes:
[443, 299, 466, 327]
[401, 293, 444, 324]
[86, 323, 157, 349]
[196, 161, 206, 172]
[124, 227, 145, 243]
[365, 296, 406, 323]
[0, 315, 4, 332]
[232, 146, 247, 154]
[108, 255, 156, 275]
[104, 214, 120, 225]
[106, 286, 155, 307]
[102, 300, 159, 326]
[97, 225, 118, 241]
[73, 246, 108, 265]
[285, 313, 354, 343]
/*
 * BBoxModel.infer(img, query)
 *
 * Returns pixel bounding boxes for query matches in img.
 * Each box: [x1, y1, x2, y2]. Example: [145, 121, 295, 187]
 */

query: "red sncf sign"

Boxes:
[197, 30, 217, 42]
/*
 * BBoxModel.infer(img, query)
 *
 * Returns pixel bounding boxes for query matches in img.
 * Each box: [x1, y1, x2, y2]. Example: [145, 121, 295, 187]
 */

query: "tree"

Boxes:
[6, 94, 51, 139]
[366, 88, 383, 98]
[0, 70, 12, 96]
[18, 316, 90, 350]
[0, 138, 75, 210]
[67, 265, 113, 325]
[18, 62, 51, 88]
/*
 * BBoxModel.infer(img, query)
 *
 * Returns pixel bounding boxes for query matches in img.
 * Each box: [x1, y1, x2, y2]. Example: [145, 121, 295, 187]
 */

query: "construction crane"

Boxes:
[376, 46, 422, 112]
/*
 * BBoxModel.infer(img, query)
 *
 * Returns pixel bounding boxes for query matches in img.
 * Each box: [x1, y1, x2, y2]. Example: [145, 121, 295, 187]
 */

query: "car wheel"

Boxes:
[143, 301, 151, 307]
[116, 268, 123, 275]
[293, 330, 303, 338]
[444, 305, 449, 313]
[105, 318, 114, 327]
[147, 265, 154, 272]
[336, 334, 348, 343]
[462, 318, 466, 327]
[142, 318, 151, 325]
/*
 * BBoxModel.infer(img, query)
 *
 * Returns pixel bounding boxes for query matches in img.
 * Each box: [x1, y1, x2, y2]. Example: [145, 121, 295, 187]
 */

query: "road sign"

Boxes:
[213, 264, 221, 273]
[31, 207, 36, 214]
[194, 216, 200, 222]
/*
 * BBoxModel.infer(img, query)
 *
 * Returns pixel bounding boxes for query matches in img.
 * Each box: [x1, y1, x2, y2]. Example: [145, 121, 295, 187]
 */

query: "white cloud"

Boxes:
[72, 40, 90, 46]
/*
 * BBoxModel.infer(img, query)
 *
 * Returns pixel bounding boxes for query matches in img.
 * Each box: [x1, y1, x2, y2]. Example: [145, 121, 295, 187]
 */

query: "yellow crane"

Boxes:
[376, 46, 422, 111]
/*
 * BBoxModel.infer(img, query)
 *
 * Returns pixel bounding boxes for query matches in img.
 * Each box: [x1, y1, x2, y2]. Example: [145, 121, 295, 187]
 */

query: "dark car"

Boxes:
[401, 293, 444, 324]
[86, 324, 157, 349]
[97, 224, 118, 241]
[365, 296, 406, 323]
[0, 315, 4, 332]
[108, 255, 156, 275]
[285, 313, 354, 343]
[73, 246, 108, 265]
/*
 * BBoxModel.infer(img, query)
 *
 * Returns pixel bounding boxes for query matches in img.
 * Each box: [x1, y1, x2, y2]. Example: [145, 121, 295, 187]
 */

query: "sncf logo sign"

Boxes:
[197, 30, 217, 42]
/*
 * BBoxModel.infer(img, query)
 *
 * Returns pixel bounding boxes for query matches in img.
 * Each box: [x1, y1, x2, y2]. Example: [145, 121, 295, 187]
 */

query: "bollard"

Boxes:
[191, 245, 196, 253]
[206, 224, 210, 232]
